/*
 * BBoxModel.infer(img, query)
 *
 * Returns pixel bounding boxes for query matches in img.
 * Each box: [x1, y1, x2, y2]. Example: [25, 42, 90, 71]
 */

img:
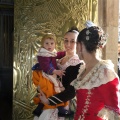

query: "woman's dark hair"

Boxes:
[77, 26, 107, 53]
[65, 26, 79, 35]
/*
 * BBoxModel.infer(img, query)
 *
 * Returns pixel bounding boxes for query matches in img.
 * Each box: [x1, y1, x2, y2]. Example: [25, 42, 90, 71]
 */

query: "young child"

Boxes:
[32, 33, 67, 117]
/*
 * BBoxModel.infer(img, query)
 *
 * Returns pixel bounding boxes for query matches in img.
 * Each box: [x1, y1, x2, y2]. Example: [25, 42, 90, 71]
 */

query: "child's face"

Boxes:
[43, 38, 55, 52]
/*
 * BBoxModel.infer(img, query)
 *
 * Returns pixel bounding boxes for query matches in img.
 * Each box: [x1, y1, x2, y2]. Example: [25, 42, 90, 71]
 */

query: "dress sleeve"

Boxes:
[48, 63, 81, 105]
[97, 78, 120, 120]
[37, 56, 54, 74]
[48, 85, 75, 105]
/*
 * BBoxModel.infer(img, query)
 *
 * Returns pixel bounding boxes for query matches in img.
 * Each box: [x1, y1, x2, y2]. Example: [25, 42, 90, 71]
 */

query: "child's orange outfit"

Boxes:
[32, 70, 68, 110]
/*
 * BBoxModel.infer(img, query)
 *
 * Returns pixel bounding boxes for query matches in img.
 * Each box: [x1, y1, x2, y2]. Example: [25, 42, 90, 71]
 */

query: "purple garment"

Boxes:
[37, 51, 65, 75]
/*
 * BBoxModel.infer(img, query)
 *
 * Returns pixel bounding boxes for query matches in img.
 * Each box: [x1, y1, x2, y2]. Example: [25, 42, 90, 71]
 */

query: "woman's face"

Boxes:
[63, 32, 78, 54]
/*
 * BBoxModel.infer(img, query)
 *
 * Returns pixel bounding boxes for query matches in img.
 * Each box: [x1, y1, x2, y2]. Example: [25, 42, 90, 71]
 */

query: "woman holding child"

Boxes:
[32, 27, 81, 120]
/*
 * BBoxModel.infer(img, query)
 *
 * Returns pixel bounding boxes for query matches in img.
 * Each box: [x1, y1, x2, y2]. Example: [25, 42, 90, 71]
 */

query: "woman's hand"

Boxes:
[53, 69, 65, 77]
[39, 90, 50, 104]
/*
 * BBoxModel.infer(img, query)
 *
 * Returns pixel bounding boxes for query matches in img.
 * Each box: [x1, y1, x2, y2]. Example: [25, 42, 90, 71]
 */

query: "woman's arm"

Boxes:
[40, 63, 81, 105]
[39, 85, 75, 105]
[48, 85, 75, 105]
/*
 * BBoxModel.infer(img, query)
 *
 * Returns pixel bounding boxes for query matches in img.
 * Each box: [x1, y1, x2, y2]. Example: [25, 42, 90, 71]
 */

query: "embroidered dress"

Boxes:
[71, 60, 120, 120]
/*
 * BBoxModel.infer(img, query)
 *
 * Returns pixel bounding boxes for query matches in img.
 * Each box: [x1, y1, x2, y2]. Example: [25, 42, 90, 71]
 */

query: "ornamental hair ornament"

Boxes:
[84, 26, 107, 48]
[86, 29, 91, 41]
[85, 20, 96, 28]
[97, 27, 107, 48]
[86, 30, 91, 35]
[86, 36, 89, 41]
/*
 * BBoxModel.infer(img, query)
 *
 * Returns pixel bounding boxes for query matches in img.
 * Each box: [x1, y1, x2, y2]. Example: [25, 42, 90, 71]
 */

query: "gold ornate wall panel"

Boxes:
[13, 0, 98, 119]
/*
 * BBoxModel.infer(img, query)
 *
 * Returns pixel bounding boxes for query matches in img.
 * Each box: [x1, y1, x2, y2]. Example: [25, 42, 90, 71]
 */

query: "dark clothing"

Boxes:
[48, 63, 81, 105]
[32, 103, 44, 117]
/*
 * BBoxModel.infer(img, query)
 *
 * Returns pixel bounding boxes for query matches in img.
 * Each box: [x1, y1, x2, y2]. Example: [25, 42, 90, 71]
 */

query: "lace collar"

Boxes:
[71, 60, 119, 90]
[57, 54, 81, 70]
[37, 48, 57, 57]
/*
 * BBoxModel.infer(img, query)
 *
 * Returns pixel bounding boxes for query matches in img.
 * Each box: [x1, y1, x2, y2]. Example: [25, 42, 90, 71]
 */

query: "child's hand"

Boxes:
[37, 86, 40, 93]
[53, 69, 65, 77]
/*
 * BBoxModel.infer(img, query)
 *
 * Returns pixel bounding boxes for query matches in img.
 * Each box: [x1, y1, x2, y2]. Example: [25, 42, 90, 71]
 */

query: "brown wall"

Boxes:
[98, 0, 119, 71]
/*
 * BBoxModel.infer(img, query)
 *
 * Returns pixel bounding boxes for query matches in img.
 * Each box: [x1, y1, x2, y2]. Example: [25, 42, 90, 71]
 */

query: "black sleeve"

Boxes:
[48, 63, 81, 106]
[48, 85, 75, 105]
[62, 63, 81, 89]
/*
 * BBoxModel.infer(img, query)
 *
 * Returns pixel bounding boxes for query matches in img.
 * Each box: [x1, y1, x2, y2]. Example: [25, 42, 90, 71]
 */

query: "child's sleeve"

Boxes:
[56, 51, 66, 59]
[37, 56, 54, 74]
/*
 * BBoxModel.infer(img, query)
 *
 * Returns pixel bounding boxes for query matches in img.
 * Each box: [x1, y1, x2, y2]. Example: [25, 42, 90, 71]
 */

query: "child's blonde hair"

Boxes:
[41, 33, 56, 47]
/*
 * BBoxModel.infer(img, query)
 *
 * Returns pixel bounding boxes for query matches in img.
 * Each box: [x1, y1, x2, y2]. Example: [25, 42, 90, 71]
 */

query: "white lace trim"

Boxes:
[37, 48, 57, 57]
[71, 60, 119, 89]
[57, 55, 81, 70]
[97, 107, 120, 120]
[42, 71, 64, 93]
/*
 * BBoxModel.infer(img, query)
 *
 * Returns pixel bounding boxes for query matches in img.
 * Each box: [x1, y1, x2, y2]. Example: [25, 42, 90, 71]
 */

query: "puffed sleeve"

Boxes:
[56, 51, 65, 59]
[97, 77, 120, 120]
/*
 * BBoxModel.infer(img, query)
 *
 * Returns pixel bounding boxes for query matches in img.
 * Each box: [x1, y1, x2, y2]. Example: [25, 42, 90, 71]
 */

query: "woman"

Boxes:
[40, 25, 120, 120]
[33, 27, 81, 120]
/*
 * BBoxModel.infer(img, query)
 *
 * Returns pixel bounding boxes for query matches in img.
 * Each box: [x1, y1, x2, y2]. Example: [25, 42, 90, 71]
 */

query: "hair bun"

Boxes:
[66, 26, 79, 32]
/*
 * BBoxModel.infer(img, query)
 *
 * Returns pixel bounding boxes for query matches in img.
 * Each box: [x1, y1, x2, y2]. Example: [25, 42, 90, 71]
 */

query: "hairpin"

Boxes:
[86, 36, 89, 41]
[86, 30, 90, 35]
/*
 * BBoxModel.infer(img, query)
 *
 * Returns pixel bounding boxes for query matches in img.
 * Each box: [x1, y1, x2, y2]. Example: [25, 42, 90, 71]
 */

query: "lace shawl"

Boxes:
[71, 60, 119, 89]
[57, 54, 81, 70]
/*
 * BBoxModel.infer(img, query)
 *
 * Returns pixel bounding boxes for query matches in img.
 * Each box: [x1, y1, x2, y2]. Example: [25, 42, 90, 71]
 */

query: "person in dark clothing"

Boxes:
[32, 27, 81, 120]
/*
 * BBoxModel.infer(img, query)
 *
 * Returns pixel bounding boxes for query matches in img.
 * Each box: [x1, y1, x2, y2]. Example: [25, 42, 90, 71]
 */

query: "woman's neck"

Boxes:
[84, 54, 100, 70]
[66, 52, 76, 56]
